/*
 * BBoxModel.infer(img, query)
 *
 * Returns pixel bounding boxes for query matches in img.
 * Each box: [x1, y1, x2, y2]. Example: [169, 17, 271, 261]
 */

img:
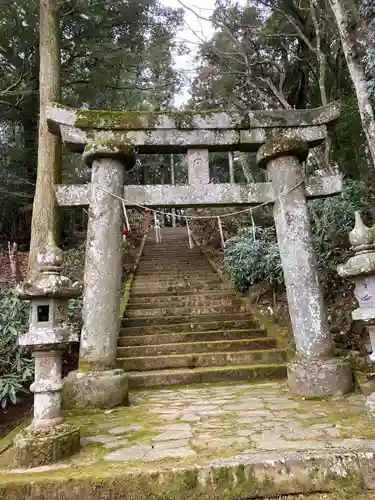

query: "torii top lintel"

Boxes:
[46, 102, 340, 154]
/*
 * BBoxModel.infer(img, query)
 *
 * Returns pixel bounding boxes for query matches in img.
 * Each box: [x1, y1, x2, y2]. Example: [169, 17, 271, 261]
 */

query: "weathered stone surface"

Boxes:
[105, 443, 151, 461]
[2, 450, 375, 499]
[55, 176, 343, 208]
[152, 430, 192, 442]
[47, 102, 339, 132]
[83, 140, 136, 169]
[46, 105, 246, 132]
[257, 137, 309, 168]
[62, 369, 129, 410]
[46, 102, 339, 154]
[80, 435, 114, 444]
[288, 357, 354, 397]
[263, 146, 332, 359]
[248, 101, 340, 127]
[240, 125, 328, 149]
[80, 153, 125, 371]
[365, 392, 375, 421]
[13, 423, 80, 468]
[14, 243, 80, 461]
[108, 426, 142, 435]
[187, 149, 210, 184]
[3, 381, 375, 499]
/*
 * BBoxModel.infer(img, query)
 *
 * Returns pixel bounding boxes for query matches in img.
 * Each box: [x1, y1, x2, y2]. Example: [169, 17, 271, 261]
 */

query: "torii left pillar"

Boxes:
[62, 141, 136, 409]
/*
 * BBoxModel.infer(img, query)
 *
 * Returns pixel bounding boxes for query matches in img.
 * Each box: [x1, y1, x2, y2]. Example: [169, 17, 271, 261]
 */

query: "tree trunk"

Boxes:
[329, 0, 375, 169]
[28, 0, 61, 279]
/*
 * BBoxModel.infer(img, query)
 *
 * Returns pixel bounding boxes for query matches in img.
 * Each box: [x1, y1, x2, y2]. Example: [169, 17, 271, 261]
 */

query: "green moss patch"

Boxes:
[75, 108, 222, 130]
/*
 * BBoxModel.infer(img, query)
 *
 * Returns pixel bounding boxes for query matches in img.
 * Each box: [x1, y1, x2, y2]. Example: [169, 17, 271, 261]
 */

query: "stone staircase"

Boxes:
[118, 227, 287, 389]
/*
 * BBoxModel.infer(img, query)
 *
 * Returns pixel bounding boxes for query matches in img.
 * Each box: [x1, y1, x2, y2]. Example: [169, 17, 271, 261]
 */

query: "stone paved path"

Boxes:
[1, 380, 373, 474]
[1, 381, 375, 499]
[62, 380, 373, 468]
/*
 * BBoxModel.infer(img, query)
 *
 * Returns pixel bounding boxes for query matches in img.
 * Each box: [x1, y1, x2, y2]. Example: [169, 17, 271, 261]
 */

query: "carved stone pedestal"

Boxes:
[14, 424, 80, 469]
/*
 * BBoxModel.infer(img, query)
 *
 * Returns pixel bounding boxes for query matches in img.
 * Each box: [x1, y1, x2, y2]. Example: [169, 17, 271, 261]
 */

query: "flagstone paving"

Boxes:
[0, 380, 373, 474]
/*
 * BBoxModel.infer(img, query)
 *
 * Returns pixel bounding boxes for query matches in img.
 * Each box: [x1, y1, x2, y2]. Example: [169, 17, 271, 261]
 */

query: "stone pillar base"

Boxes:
[288, 357, 353, 398]
[14, 423, 80, 468]
[365, 392, 375, 421]
[62, 369, 129, 410]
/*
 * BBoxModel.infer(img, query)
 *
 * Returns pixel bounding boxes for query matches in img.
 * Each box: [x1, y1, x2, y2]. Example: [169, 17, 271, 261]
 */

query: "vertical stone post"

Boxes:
[14, 244, 81, 468]
[32, 350, 64, 428]
[62, 141, 136, 410]
[257, 137, 353, 397]
[187, 148, 210, 185]
[171, 154, 176, 227]
[228, 151, 235, 184]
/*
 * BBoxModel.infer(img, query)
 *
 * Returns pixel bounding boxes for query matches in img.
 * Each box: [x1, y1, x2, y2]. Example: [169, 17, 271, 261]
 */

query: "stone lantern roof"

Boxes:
[16, 240, 82, 300]
[337, 212, 375, 279]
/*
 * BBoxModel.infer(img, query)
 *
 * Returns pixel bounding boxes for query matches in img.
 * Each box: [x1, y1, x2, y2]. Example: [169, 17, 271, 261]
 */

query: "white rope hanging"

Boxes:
[154, 212, 161, 243]
[122, 201, 131, 233]
[250, 209, 256, 242]
[217, 216, 225, 249]
[95, 180, 305, 249]
[95, 179, 304, 221]
[186, 217, 193, 249]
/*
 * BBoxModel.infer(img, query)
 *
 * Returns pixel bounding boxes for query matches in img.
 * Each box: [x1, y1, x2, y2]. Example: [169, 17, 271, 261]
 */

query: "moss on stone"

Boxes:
[257, 136, 309, 168]
[77, 361, 99, 373]
[14, 424, 80, 468]
[76, 110, 146, 129]
[75, 108, 222, 130]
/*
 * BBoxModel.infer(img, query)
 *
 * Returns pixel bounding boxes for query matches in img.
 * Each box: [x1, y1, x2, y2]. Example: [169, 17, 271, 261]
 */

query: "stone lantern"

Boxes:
[337, 211, 375, 420]
[13, 241, 81, 468]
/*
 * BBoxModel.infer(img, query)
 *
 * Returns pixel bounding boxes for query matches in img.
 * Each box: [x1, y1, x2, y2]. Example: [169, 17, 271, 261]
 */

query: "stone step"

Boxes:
[139, 258, 206, 262]
[127, 291, 238, 305]
[134, 274, 218, 281]
[132, 277, 222, 285]
[118, 348, 286, 371]
[120, 319, 258, 335]
[137, 267, 209, 272]
[137, 263, 213, 274]
[131, 285, 228, 295]
[117, 337, 277, 358]
[131, 282, 227, 293]
[124, 304, 245, 318]
[129, 289, 233, 298]
[142, 248, 200, 252]
[127, 363, 287, 389]
[135, 268, 214, 275]
[121, 312, 254, 328]
[141, 255, 201, 258]
[118, 328, 267, 346]
[140, 261, 204, 265]
[126, 297, 241, 309]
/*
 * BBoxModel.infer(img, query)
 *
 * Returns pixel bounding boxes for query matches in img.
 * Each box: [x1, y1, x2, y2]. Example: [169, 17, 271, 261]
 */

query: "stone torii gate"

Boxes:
[47, 101, 353, 408]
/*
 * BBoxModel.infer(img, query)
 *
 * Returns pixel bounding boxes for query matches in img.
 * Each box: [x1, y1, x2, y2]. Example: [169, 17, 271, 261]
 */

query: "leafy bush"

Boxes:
[223, 180, 371, 294]
[0, 292, 33, 408]
[62, 244, 85, 283]
[223, 227, 283, 292]
[310, 179, 371, 292]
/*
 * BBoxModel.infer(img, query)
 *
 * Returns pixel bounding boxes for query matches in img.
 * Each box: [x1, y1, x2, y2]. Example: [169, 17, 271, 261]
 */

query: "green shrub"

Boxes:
[62, 244, 85, 283]
[0, 292, 33, 408]
[223, 227, 283, 292]
[223, 179, 371, 294]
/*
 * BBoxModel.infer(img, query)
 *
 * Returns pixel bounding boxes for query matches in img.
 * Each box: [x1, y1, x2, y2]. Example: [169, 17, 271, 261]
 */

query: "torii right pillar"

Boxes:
[257, 137, 353, 397]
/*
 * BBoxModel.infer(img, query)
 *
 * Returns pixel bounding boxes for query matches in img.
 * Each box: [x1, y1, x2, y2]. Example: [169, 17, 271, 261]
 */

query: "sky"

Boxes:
[161, 0, 217, 104]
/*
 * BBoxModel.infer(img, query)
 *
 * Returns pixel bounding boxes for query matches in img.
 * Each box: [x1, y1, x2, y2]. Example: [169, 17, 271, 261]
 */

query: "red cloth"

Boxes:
[123, 228, 130, 237]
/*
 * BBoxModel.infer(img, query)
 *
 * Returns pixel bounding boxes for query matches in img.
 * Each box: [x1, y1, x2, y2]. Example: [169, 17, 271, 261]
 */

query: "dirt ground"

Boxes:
[0, 395, 32, 439]
[0, 250, 28, 288]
